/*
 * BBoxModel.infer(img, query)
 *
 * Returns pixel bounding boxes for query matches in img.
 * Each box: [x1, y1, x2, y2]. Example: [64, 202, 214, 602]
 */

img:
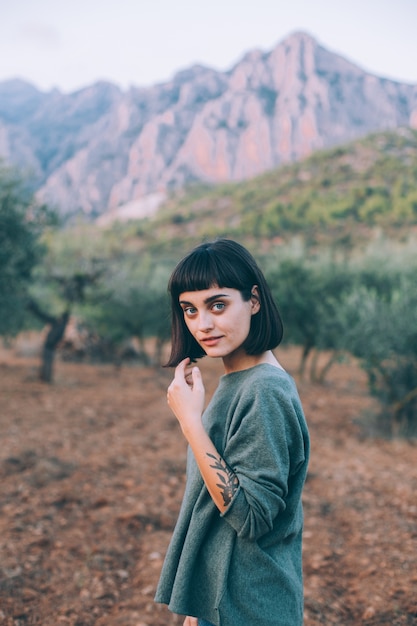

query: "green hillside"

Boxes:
[134, 127, 417, 253]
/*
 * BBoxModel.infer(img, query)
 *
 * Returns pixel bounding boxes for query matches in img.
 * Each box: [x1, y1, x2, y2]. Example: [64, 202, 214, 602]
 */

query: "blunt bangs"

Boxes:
[168, 243, 252, 302]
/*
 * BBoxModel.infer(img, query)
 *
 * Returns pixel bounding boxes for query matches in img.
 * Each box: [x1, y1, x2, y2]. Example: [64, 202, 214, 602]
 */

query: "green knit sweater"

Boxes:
[155, 364, 310, 625]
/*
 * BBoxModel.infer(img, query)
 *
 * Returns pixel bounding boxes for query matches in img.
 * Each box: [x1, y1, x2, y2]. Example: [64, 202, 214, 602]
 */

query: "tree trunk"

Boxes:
[39, 311, 70, 383]
[298, 342, 313, 381]
[316, 350, 343, 384]
[40, 347, 54, 383]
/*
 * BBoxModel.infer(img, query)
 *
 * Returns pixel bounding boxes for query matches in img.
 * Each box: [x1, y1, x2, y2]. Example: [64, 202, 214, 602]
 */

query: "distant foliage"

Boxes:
[266, 255, 356, 381]
[264, 242, 417, 437]
[339, 276, 417, 438]
[84, 258, 172, 365]
[241, 131, 417, 233]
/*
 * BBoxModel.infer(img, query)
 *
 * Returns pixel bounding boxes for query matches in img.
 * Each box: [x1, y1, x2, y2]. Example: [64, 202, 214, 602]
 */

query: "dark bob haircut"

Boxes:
[165, 239, 283, 367]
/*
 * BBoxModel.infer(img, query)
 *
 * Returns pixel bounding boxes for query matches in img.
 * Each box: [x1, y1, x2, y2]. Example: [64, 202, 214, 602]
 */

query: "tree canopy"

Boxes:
[0, 165, 51, 336]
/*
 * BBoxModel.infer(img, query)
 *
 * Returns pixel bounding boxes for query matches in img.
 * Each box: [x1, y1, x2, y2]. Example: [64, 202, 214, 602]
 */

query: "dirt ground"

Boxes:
[0, 344, 416, 626]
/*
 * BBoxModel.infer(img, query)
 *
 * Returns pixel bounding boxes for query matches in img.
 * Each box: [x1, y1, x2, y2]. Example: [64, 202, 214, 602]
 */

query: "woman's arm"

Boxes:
[167, 358, 239, 513]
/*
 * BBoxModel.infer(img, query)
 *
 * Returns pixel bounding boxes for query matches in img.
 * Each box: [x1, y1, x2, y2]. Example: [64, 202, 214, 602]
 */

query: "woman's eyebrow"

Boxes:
[179, 294, 230, 306]
[204, 294, 230, 304]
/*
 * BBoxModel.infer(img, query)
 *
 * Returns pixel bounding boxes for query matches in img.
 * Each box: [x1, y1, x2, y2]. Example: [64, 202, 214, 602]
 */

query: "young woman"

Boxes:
[155, 239, 310, 626]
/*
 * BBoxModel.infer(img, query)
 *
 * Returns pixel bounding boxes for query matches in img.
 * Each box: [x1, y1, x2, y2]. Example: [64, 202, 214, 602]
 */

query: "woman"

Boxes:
[155, 239, 310, 626]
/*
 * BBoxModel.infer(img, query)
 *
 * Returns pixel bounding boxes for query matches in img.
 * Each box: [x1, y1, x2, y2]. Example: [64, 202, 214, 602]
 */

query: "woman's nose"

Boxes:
[198, 311, 214, 331]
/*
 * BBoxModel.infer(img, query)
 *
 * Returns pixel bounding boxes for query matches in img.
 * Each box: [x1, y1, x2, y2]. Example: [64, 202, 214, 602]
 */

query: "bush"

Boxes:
[266, 255, 355, 380]
[340, 279, 417, 437]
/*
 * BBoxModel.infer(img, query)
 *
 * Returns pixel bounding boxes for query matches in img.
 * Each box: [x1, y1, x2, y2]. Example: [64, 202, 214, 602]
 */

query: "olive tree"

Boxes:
[266, 258, 355, 381]
[0, 165, 49, 336]
[85, 259, 171, 366]
[339, 278, 417, 437]
[28, 227, 106, 382]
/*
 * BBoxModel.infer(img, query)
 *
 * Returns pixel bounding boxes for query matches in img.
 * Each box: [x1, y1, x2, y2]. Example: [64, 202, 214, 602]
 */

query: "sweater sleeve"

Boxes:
[220, 374, 306, 541]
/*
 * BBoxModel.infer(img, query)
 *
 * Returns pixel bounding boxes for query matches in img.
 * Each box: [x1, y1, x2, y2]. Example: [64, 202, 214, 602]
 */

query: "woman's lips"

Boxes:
[201, 336, 222, 347]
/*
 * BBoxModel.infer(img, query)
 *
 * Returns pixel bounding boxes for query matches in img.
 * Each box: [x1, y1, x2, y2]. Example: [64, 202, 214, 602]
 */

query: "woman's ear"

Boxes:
[250, 285, 261, 314]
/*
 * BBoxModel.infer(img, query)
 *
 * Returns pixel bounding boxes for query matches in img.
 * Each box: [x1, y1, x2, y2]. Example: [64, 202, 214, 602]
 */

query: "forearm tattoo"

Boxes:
[207, 453, 239, 506]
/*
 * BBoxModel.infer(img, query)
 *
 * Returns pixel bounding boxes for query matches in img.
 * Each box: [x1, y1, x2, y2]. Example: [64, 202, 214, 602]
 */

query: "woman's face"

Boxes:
[179, 285, 260, 370]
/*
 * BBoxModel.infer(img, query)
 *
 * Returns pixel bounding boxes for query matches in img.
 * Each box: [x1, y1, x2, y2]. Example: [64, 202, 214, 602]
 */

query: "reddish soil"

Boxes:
[0, 346, 416, 625]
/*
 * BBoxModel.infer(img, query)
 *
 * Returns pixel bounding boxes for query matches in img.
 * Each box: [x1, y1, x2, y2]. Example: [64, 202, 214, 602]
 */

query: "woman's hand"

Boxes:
[168, 358, 235, 513]
[183, 616, 198, 626]
[167, 358, 206, 437]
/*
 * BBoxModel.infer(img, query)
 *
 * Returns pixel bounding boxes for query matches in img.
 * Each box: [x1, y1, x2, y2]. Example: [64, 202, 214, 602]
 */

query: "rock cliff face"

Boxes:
[1, 32, 416, 219]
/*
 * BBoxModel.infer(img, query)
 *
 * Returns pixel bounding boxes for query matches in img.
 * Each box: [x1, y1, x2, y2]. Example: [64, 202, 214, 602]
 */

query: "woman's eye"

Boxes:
[184, 307, 197, 317]
[212, 302, 225, 312]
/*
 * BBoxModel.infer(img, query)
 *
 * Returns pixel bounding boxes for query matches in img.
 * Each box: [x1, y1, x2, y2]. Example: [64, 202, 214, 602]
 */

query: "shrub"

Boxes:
[340, 280, 417, 437]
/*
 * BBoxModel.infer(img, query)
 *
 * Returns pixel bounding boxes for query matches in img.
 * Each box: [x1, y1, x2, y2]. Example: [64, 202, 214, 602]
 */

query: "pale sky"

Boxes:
[1, 0, 416, 93]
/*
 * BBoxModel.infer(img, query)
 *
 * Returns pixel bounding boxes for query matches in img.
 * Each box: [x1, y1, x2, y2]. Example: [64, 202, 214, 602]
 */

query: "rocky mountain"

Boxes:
[1, 31, 416, 220]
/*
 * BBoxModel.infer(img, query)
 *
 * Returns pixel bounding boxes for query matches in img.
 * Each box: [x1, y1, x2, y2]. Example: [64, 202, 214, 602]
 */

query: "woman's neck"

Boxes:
[222, 349, 284, 374]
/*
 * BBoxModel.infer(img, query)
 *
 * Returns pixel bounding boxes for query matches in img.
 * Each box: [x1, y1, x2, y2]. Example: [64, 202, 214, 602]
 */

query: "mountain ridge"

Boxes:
[0, 31, 416, 220]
